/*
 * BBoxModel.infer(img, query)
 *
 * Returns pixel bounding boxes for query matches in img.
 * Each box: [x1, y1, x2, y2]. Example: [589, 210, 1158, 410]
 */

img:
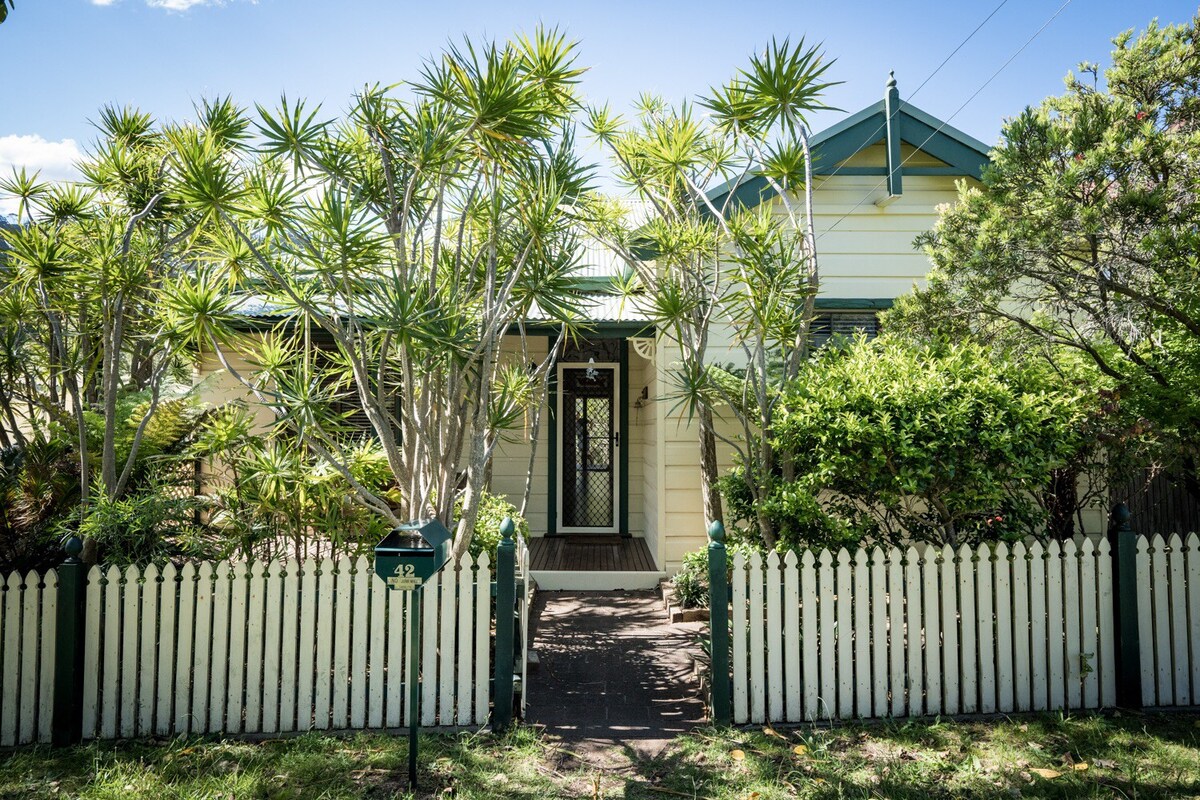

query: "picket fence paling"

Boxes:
[1136, 533, 1200, 707]
[54, 553, 492, 740]
[729, 537, 1125, 724]
[0, 569, 57, 746]
[1188, 534, 1200, 705]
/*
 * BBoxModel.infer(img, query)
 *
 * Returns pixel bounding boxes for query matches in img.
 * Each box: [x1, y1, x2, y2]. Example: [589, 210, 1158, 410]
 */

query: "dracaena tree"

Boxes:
[182, 29, 592, 557]
[583, 39, 837, 548]
[0, 101, 245, 560]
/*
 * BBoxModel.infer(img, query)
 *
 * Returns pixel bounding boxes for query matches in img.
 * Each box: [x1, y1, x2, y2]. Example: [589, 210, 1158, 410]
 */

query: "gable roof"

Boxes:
[707, 74, 991, 212]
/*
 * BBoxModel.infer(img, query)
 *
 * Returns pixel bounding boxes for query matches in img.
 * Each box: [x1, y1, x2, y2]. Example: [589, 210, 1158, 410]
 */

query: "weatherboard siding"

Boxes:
[490, 337, 551, 536]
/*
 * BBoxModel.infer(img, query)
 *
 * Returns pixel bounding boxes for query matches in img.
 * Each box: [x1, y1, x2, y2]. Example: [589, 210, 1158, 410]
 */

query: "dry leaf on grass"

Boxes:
[763, 726, 786, 740]
[1030, 768, 1063, 779]
[793, 745, 808, 756]
[731, 749, 746, 761]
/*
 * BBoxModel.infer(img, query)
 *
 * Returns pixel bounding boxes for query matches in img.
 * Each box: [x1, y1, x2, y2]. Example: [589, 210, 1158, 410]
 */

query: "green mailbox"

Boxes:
[374, 518, 452, 591]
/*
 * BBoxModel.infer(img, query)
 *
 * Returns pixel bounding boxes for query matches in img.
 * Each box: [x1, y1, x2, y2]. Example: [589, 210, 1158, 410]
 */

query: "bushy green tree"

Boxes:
[889, 13, 1200, 496]
[0, 103, 236, 562]
[722, 337, 1099, 548]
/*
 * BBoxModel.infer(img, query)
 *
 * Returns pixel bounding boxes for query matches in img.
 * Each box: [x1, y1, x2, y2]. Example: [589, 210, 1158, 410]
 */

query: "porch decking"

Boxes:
[528, 536, 664, 590]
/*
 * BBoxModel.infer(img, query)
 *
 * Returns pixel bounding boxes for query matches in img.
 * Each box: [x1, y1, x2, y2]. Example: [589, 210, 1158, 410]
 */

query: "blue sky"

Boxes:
[0, 0, 1196, 211]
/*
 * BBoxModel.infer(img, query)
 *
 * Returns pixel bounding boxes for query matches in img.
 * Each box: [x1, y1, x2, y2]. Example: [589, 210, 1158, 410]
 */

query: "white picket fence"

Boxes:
[76, 554, 492, 740]
[0, 569, 57, 745]
[1136, 533, 1200, 708]
[730, 538, 1123, 723]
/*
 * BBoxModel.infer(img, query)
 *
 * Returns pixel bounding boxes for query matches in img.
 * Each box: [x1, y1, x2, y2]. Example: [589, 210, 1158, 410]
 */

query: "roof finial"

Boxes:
[887, 70, 897, 91]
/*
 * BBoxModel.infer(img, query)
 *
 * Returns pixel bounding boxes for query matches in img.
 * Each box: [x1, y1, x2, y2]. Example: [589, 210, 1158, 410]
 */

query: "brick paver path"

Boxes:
[525, 590, 707, 758]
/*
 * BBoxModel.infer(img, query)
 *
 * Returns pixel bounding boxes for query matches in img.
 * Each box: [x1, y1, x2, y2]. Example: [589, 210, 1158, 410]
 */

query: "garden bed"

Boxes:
[660, 579, 710, 623]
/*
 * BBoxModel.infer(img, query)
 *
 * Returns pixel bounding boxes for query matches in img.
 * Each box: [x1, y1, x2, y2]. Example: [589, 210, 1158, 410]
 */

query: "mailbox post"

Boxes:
[374, 519, 453, 791]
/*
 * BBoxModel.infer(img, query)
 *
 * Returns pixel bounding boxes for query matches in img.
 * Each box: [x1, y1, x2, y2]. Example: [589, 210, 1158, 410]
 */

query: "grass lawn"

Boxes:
[1, 712, 1198, 799]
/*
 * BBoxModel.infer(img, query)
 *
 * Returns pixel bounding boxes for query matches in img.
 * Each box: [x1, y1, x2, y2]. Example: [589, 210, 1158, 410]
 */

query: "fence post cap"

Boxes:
[1112, 502, 1132, 527]
[708, 520, 725, 544]
[499, 516, 515, 541]
[62, 535, 83, 560]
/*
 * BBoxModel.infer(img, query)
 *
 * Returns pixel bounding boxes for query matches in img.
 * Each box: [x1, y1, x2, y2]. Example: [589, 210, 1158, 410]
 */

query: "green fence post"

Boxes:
[1110, 503, 1143, 709]
[493, 517, 516, 732]
[51, 535, 86, 747]
[408, 586, 422, 789]
[707, 521, 731, 727]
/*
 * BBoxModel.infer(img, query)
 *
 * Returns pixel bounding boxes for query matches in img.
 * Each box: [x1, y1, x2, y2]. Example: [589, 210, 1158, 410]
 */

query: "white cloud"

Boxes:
[0, 135, 84, 217]
[146, 0, 225, 9]
[89, 0, 249, 9]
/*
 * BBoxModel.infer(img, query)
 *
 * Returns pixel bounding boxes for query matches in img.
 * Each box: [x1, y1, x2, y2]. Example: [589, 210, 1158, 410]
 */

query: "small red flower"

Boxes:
[1136, 111, 1147, 121]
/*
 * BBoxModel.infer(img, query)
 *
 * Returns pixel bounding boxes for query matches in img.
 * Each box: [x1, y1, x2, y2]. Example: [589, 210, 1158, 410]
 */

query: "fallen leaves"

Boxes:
[730, 749, 746, 761]
[1030, 768, 1063, 779]
[792, 745, 808, 756]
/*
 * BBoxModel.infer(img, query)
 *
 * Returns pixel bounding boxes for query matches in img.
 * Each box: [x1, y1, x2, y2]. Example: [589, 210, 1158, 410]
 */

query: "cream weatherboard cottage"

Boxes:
[197, 77, 992, 589]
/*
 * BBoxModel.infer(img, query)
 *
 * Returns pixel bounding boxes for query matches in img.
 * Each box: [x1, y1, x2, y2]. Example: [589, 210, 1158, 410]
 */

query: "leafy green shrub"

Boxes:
[671, 541, 760, 608]
[723, 336, 1097, 549]
[0, 436, 80, 570]
[672, 548, 710, 609]
[72, 472, 202, 565]
[460, 490, 529, 559]
[196, 406, 400, 560]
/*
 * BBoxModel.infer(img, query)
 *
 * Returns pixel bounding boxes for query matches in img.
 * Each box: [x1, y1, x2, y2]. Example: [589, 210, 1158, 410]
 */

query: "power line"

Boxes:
[806, 0, 1011, 187]
[817, 0, 1074, 241]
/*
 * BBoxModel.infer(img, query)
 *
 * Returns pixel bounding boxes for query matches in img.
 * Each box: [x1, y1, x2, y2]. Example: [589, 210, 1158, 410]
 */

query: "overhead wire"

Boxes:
[797, 0, 1012, 190]
[816, 0, 1074, 241]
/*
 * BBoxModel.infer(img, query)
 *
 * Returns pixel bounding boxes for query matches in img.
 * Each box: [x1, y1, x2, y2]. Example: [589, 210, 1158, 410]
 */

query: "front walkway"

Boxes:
[525, 590, 707, 759]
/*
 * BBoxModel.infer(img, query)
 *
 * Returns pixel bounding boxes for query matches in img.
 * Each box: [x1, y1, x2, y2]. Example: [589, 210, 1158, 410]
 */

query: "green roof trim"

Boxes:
[706, 75, 991, 213]
[815, 297, 894, 310]
[509, 320, 655, 338]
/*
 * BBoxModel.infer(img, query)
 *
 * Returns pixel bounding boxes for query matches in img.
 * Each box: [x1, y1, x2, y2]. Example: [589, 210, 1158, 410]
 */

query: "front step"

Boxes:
[530, 569, 666, 591]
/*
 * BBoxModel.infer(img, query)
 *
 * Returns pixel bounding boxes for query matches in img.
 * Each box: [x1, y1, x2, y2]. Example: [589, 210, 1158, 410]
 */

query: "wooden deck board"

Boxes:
[528, 537, 657, 572]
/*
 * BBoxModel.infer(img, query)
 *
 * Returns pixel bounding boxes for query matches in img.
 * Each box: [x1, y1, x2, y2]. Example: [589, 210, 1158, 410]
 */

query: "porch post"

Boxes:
[707, 521, 731, 726]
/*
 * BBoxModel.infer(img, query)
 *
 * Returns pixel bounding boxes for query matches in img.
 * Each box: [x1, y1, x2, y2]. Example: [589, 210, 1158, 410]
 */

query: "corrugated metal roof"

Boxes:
[228, 238, 651, 324]
[231, 291, 651, 324]
[527, 292, 652, 323]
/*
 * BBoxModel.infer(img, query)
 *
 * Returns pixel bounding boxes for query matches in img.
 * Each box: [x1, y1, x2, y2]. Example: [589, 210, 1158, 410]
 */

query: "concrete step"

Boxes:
[530, 569, 666, 591]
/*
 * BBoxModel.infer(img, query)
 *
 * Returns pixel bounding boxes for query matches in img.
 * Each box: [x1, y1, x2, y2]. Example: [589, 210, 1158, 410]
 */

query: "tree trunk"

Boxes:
[697, 405, 724, 527]
[1046, 467, 1078, 540]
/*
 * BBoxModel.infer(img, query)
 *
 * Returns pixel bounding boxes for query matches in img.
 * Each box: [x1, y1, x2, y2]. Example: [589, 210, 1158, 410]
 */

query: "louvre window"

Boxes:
[809, 311, 881, 351]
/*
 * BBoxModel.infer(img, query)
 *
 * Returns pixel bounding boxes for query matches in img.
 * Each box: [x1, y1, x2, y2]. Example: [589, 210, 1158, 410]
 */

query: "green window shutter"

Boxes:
[809, 311, 881, 351]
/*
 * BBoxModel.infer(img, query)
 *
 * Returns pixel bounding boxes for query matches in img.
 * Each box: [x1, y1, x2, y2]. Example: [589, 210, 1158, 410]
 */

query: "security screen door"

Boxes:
[557, 362, 620, 533]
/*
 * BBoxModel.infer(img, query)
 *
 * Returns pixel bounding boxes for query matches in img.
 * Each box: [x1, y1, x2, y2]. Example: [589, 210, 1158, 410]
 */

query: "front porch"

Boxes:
[528, 536, 664, 590]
